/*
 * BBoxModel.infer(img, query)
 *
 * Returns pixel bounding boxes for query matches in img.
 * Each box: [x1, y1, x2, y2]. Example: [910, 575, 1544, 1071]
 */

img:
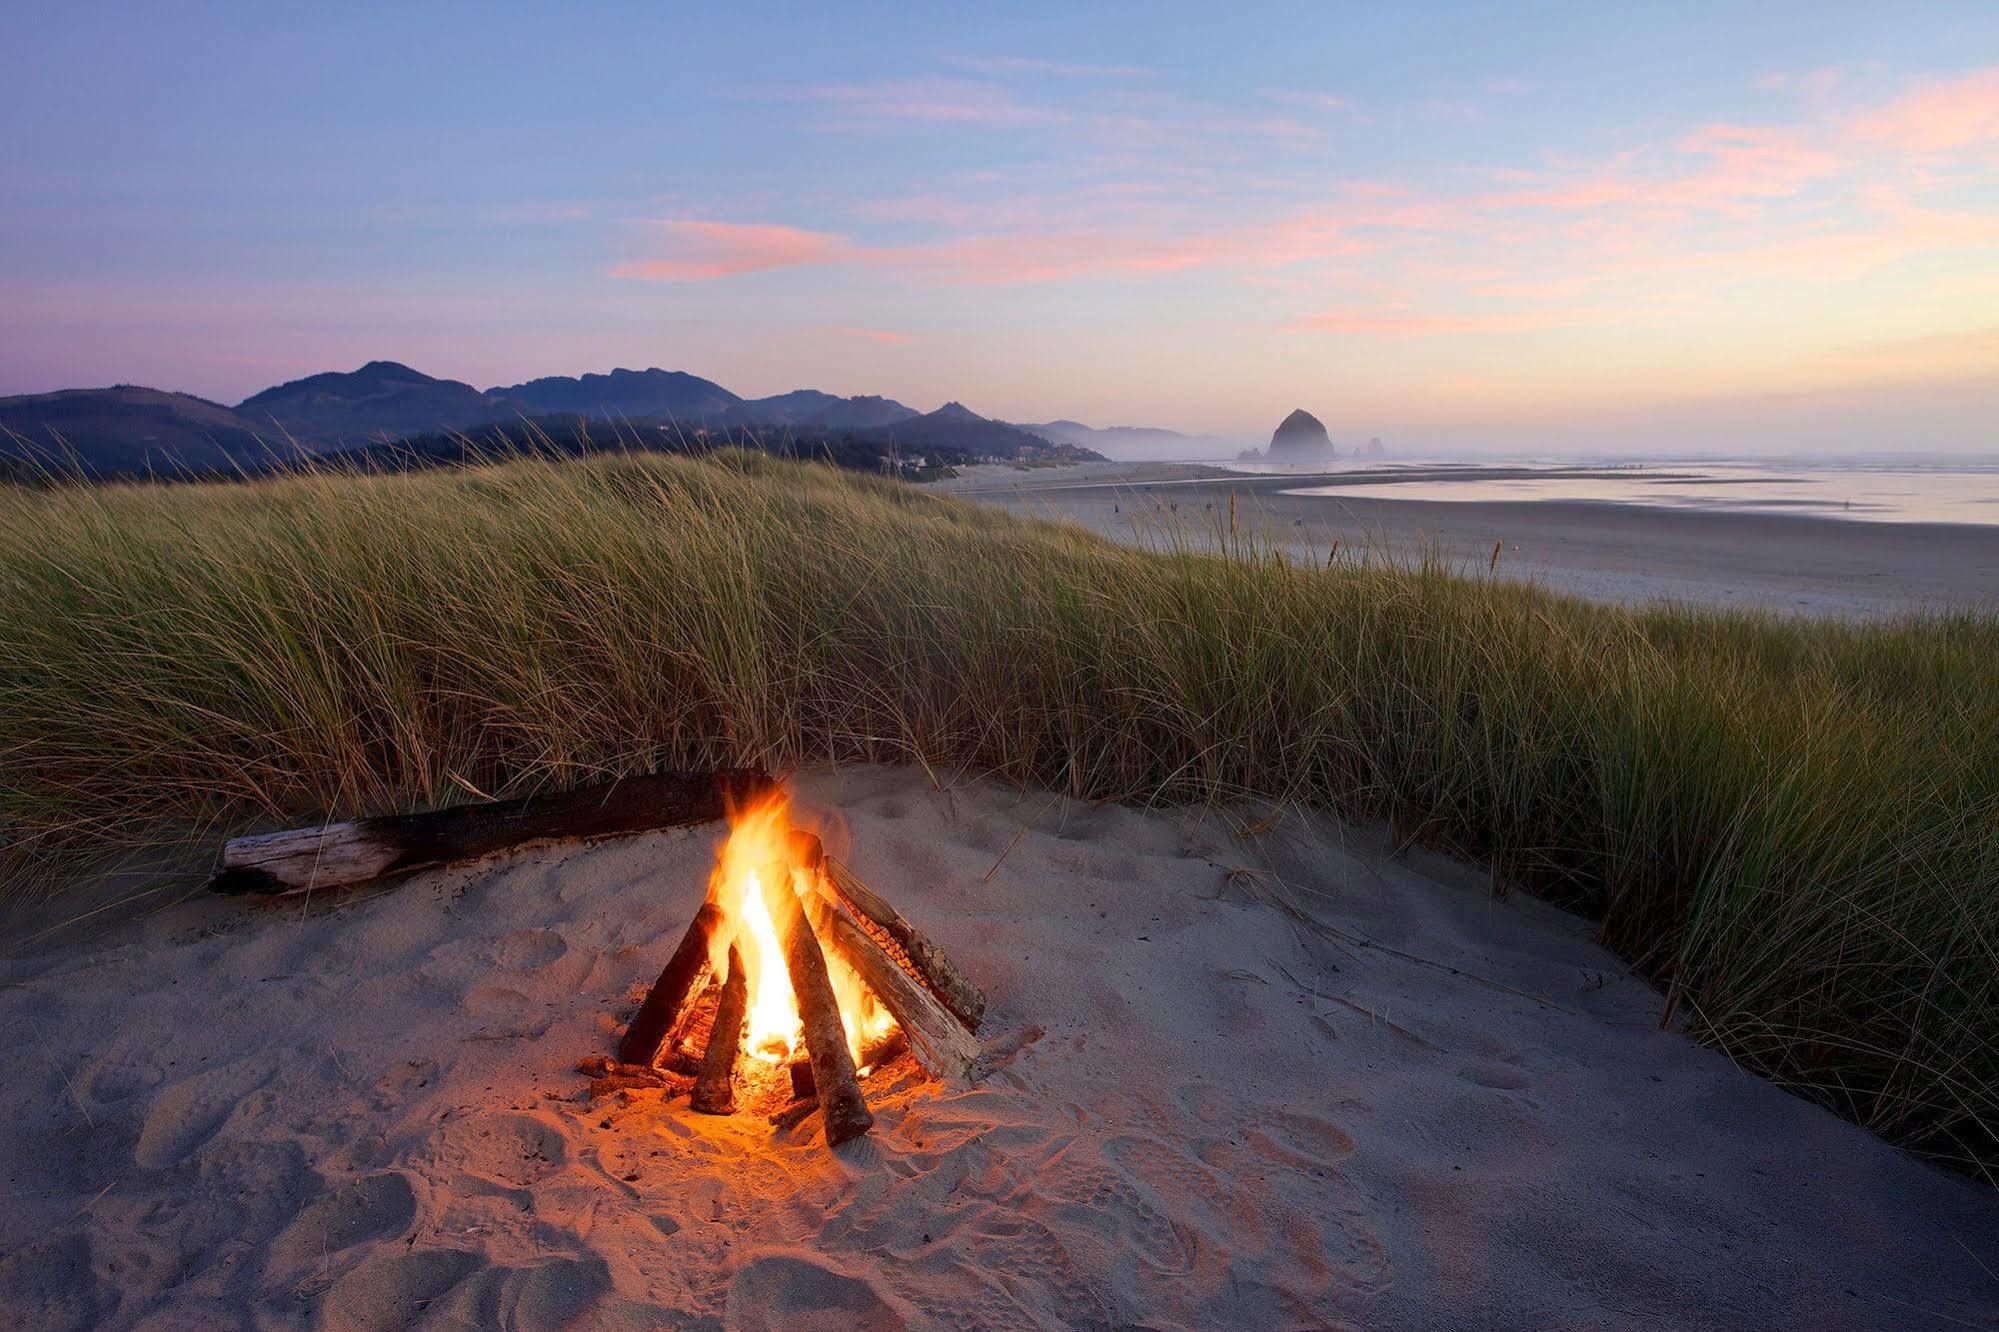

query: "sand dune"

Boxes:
[2, 767, 1994, 1328]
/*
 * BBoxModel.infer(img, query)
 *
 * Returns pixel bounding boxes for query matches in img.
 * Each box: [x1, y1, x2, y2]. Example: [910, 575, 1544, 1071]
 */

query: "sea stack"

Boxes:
[1269, 408, 1335, 459]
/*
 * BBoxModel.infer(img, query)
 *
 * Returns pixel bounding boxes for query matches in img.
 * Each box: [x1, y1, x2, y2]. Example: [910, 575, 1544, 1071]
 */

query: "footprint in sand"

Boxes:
[725, 1251, 907, 1331]
[76, 1046, 164, 1106]
[463, 984, 551, 1038]
[0, 1232, 106, 1332]
[133, 1054, 277, 1169]
[955, 1215, 1112, 1326]
[430, 1111, 568, 1191]
[376, 1058, 440, 1101]
[1459, 1061, 1533, 1090]
[303, 1247, 480, 1328]
[1235, 1108, 1358, 1172]
[490, 927, 569, 971]
[264, 1171, 417, 1278]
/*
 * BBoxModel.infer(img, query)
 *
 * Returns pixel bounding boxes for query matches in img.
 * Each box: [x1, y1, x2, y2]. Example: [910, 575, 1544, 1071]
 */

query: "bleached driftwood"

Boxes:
[786, 830, 984, 1035]
[826, 857, 985, 1034]
[810, 893, 980, 1081]
[209, 768, 774, 896]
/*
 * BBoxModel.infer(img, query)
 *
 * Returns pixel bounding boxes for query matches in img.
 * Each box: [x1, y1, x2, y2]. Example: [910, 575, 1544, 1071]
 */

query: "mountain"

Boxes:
[0, 387, 298, 477]
[1267, 408, 1335, 459]
[842, 404, 1079, 459]
[237, 361, 494, 442]
[1019, 419, 1214, 456]
[4, 363, 1103, 479]
[491, 368, 741, 421]
[725, 390, 916, 430]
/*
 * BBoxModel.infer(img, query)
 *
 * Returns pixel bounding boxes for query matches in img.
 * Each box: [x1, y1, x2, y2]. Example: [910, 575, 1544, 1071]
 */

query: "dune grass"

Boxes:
[0, 450, 1994, 1175]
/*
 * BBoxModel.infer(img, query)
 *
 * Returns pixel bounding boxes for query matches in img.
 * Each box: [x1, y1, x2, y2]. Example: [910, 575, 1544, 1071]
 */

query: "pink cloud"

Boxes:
[1281, 305, 1605, 337]
[611, 221, 852, 281]
[1847, 66, 1999, 152]
[1494, 126, 1840, 217]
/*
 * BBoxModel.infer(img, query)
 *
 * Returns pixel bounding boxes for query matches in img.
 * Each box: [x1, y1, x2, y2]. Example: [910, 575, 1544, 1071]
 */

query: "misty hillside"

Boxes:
[1020, 419, 1228, 460]
[237, 361, 494, 442]
[490, 368, 742, 421]
[726, 390, 917, 430]
[3, 364, 1103, 478]
[0, 387, 300, 477]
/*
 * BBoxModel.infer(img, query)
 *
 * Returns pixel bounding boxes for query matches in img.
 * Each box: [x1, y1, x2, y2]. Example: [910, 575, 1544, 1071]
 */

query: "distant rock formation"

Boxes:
[1362, 436, 1385, 458]
[1268, 409, 1335, 459]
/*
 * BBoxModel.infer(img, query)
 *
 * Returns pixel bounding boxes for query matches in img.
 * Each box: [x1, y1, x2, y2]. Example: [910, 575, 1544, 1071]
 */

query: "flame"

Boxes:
[707, 791, 896, 1067]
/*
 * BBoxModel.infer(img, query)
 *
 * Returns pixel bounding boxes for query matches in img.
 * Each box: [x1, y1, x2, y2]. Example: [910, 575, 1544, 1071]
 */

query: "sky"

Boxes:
[3, 1, 1996, 451]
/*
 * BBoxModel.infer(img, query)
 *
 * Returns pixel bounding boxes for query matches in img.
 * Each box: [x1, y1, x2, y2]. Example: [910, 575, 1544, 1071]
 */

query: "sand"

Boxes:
[938, 463, 1999, 618]
[3, 766, 1996, 1328]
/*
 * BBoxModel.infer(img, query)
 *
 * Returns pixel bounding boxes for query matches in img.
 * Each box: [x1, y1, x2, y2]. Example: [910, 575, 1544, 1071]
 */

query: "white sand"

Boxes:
[3, 766, 1995, 1328]
[939, 463, 1999, 618]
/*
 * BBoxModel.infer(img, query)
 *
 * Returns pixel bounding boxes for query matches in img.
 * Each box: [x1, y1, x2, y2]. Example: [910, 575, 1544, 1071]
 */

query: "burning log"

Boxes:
[760, 861, 874, 1146]
[808, 893, 980, 1081]
[769, 1097, 819, 1132]
[209, 768, 775, 896]
[617, 901, 724, 1067]
[691, 945, 748, 1115]
[825, 856, 985, 1034]
[590, 1070, 693, 1099]
[600, 789, 984, 1154]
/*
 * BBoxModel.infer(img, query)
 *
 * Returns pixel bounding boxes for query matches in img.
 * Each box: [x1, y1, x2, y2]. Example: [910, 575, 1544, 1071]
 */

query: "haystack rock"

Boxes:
[1269, 408, 1335, 459]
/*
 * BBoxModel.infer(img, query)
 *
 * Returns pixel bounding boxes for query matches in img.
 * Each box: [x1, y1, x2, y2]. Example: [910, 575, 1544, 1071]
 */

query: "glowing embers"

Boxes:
[611, 790, 985, 1150]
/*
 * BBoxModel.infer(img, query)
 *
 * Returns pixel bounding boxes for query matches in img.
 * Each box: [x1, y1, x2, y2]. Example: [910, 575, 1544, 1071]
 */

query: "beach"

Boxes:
[939, 463, 1999, 618]
[3, 766, 1995, 1328]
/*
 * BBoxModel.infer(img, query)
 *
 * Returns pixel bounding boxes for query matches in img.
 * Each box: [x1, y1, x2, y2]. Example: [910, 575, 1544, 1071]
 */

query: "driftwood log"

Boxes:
[760, 860, 874, 1146]
[617, 901, 724, 1067]
[787, 831, 984, 1034]
[826, 857, 984, 1034]
[809, 893, 980, 1081]
[691, 945, 748, 1115]
[210, 768, 775, 896]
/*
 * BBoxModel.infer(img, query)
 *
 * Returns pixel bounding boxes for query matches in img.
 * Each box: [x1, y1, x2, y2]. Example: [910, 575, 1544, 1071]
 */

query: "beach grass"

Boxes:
[0, 450, 1994, 1175]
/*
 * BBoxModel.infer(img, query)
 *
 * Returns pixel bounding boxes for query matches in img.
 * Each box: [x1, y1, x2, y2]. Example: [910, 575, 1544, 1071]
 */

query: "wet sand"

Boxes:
[939, 463, 1999, 618]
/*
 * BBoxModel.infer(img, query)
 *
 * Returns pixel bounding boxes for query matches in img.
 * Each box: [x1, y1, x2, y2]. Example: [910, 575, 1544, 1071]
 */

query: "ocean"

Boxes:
[1218, 456, 1999, 527]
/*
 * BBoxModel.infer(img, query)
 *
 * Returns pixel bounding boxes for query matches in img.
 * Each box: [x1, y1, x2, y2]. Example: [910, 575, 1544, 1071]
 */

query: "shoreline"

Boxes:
[937, 462, 1999, 618]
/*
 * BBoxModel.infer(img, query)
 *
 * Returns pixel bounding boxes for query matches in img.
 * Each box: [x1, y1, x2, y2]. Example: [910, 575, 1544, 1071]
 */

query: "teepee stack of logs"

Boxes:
[615, 829, 983, 1148]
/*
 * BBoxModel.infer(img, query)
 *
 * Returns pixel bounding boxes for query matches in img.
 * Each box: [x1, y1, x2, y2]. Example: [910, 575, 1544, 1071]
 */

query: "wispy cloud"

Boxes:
[1755, 65, 1847, 99]
[1846, 66, 1999, 152]
[611, 221, 851, 281]
[1265, 90, 1355, 114]
[614, 58, 1999, 401]
[1281, 305, 1605, 337]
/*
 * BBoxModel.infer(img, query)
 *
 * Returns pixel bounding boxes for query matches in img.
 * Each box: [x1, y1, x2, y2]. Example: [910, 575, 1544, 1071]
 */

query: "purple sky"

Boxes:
[4, 3, 1995, 450]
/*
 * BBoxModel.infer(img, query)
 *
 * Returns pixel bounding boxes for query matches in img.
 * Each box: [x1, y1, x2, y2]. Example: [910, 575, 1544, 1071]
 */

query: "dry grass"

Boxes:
[1, 450, 1995, 1174]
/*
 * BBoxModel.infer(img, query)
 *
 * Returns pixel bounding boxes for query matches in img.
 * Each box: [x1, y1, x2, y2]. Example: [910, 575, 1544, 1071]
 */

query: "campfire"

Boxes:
[602, 789, 984, 1147]
[205, 768, 985, 1152]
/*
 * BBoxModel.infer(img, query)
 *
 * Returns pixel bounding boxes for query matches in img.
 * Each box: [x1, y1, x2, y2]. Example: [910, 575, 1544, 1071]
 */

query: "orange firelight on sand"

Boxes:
[706, 792, 895, 1067]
